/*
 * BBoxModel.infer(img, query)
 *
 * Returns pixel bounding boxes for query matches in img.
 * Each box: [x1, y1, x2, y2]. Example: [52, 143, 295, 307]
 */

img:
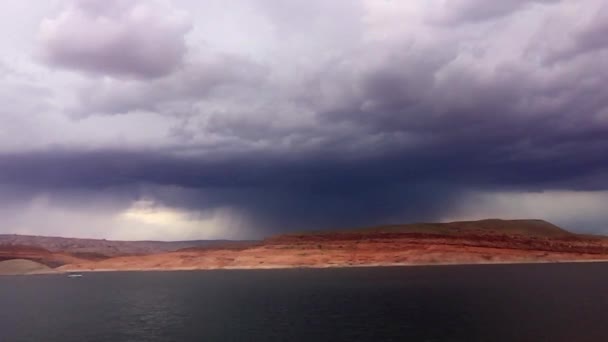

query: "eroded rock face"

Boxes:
[0, 245, 91, 268]
[60, 231, 608, 272]
[5, 219, 608, 273]
[0, 259, 55, 275]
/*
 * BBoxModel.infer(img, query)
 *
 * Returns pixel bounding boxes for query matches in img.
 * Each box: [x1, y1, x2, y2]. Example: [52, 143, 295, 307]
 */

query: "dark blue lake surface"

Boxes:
[1, 263, 608, 341]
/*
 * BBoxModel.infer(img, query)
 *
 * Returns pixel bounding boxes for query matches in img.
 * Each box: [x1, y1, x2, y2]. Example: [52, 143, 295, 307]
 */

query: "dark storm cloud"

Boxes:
[38, 0, 191, 79]
[0, 149, 462, 233]
[1, 112, 607, 234]
[0, 149, 457, 234]
[3, 0, 608, 237]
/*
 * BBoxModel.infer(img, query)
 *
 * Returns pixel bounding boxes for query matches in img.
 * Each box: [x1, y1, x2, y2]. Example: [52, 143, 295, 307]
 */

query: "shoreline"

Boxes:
[54, 258, 608, 274]
[6, 219, 608, 276]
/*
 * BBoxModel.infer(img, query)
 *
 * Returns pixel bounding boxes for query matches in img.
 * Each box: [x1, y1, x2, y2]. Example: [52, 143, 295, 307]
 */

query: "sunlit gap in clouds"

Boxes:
[0, 190, 251, 241]
[118, 199, 249, 241]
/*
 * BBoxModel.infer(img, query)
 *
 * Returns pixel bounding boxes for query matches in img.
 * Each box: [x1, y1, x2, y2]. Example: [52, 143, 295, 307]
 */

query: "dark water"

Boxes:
[1, 263, 608, 342]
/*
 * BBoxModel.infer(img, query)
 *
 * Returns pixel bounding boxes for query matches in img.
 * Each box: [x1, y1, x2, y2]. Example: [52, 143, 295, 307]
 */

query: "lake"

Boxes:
[1, 263, 608, 341]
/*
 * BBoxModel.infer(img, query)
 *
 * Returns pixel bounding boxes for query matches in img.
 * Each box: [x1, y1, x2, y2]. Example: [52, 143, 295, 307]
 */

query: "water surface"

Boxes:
[1, 263, 608, 341]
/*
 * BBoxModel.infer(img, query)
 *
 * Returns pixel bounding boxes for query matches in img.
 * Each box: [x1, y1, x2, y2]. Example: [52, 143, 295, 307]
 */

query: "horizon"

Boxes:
[0, 217, 598, 242]
[1, 0, 608, 240]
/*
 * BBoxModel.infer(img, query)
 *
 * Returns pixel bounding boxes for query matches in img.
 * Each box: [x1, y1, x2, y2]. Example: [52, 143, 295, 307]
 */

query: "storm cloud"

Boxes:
[1, 0, 608, 239]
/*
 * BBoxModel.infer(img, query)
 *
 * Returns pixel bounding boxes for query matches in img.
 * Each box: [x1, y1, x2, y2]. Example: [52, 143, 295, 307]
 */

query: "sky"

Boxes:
[1, 0, 608, 240]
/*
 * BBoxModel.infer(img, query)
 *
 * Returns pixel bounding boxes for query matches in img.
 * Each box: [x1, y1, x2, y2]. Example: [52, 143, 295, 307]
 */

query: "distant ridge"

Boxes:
[0, 234, 251, 257]
[285, 219, 576, 239]
[2, 219, 608, 273]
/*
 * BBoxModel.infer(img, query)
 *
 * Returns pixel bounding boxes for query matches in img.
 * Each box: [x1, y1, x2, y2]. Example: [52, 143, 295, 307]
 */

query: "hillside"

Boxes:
[0, 244, 94, 268]
[60, 219, 608, 272]
[0, 234, 246, 257]
[292, 219, 574, 239]
[0, 259, 55, 275]
[3, 219, 608, 273]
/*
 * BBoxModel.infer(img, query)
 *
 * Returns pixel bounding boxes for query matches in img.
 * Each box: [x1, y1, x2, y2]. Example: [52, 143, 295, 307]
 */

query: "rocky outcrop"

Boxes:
[0, 235, 244, 257]
[60, 220, 608, 272]
[5, 219, 608, 273]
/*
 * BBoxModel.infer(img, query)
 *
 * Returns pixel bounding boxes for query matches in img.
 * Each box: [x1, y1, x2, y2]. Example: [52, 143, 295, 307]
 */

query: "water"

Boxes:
[1, 263, 608, 341]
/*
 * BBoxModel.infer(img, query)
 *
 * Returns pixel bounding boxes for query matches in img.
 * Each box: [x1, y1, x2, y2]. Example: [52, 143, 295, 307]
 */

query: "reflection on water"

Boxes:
[1, 263, 608, 341]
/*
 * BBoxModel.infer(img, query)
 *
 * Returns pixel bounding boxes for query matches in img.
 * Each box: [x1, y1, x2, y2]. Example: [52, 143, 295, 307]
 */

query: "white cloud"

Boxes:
[38, 0, 192, 78]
